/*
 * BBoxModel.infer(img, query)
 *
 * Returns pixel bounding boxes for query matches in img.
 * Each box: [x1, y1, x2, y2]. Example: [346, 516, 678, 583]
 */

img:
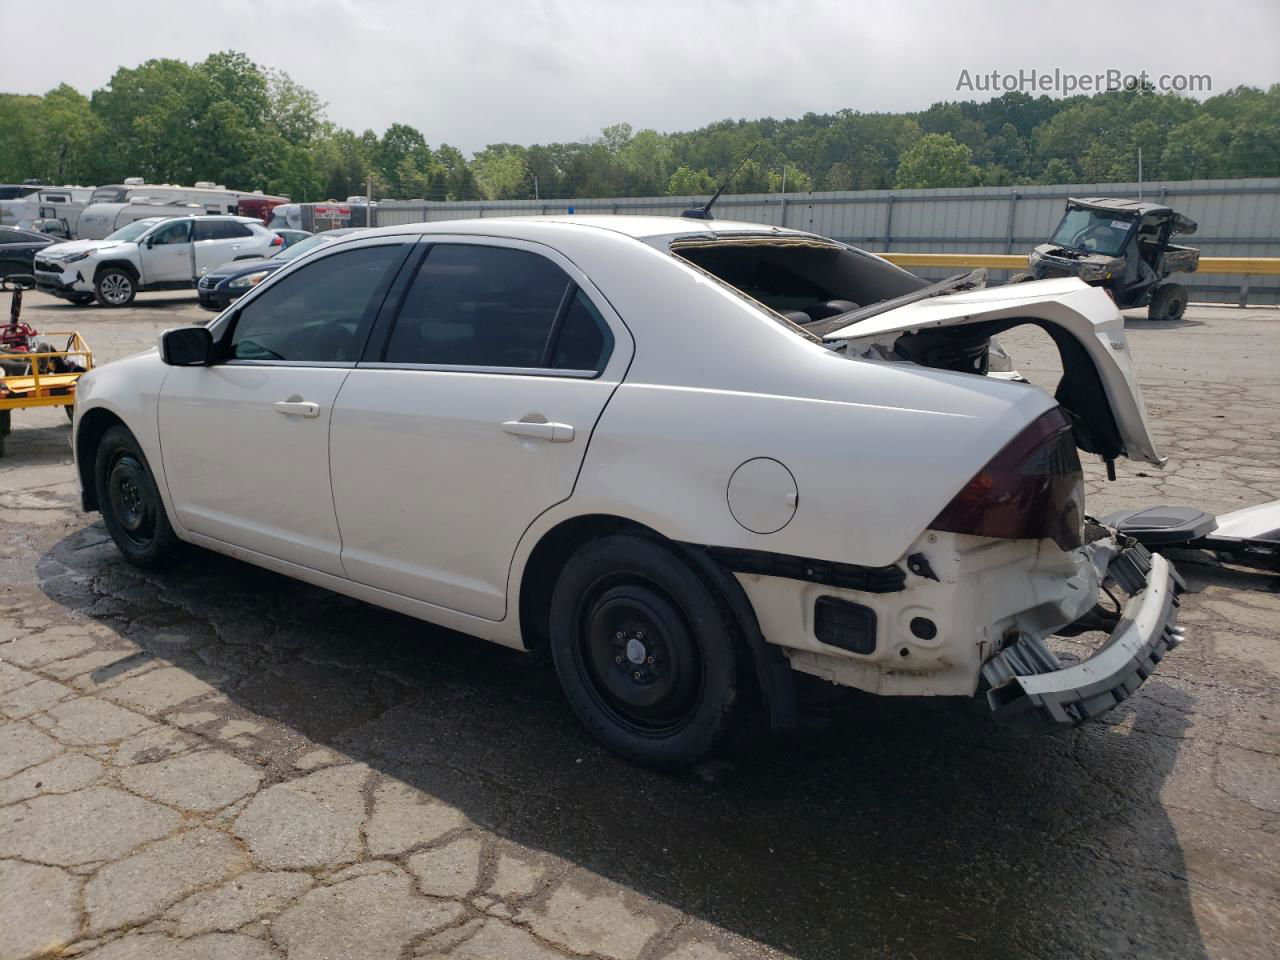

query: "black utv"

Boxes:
[1013, 197, 1199, 320]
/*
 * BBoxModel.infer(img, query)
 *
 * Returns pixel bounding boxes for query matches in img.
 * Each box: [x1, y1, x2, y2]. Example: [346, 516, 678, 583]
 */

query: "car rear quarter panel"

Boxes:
[496, 225, 1060, 587]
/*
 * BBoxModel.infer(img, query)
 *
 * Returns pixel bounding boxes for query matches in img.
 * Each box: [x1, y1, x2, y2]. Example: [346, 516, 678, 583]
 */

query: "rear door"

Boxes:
[139, 220, 194, 284]
[329, 237, 633, 620]
[194, 219, 256, 276]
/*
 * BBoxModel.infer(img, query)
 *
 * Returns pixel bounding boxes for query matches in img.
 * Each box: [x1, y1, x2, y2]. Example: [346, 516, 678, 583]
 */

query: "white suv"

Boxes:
[34, 215, 279, 307]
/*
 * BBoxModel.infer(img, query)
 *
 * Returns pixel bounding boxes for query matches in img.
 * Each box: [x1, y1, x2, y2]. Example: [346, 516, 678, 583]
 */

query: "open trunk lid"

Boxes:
[822, 277, 1163, 467]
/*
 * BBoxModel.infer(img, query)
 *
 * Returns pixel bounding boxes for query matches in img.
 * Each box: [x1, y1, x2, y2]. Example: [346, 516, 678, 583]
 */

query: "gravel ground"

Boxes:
[1, 290, 1278, 960]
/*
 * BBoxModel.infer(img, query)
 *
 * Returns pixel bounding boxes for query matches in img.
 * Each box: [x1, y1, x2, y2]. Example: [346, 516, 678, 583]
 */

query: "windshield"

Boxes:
[271, 233, 335, 261]
[104, 220, 160, 242]
[1050, 208, 1135, 256]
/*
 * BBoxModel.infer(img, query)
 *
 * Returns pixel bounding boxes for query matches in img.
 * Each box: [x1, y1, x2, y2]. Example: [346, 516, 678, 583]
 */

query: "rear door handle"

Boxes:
[274, 399, 320, 418]
[502, 420, 575, 442]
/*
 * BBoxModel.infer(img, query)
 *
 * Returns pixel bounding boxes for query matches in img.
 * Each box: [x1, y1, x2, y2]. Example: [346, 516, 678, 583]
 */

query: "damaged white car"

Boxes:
[71, 215, 1184, 767]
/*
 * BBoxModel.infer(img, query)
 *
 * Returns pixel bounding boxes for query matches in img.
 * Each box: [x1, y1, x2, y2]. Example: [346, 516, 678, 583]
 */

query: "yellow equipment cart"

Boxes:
[0, 275, 93, 457]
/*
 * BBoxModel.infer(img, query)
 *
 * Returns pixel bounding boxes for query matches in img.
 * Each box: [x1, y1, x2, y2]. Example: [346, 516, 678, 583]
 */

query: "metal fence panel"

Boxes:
[353, 178, 1280, 303]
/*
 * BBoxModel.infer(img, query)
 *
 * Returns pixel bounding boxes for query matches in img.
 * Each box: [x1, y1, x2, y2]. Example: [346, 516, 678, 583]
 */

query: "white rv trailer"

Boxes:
[89, 179, 242, 214]
[75, 198, 210, 239]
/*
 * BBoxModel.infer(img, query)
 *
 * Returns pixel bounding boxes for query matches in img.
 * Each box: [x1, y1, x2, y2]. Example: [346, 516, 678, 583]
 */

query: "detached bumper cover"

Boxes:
[983, 544, 1185, 733]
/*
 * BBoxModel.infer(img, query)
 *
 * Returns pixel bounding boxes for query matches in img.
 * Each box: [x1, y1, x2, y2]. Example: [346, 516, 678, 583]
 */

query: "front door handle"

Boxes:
[502, 420, 575, 442]
[275, 399, 320, 418]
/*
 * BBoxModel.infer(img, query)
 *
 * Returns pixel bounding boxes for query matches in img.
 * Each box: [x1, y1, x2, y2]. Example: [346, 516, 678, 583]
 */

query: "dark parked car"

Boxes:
[0, 226, 56, 278]
[273, 229, 312, 249]
[197, 228, 357, 311]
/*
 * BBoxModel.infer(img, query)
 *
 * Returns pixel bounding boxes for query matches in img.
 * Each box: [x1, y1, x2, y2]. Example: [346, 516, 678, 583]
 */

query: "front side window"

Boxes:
[149, 221, 191, 245]
[228, 244, 403, 363]
[383, 244, 610, 371]
[105, 220, 160, 243]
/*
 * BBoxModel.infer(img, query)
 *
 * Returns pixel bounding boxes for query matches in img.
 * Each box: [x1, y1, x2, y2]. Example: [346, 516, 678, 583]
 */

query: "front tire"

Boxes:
[95, 269, 136, 308]
[1148, 283, 1188, 321]
[94, 426, 178, 567]
[549, 535, 742, 768]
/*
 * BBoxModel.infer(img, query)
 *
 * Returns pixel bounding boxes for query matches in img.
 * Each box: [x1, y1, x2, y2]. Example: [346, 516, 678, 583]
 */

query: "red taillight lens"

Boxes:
[931, 408, 1084, 549]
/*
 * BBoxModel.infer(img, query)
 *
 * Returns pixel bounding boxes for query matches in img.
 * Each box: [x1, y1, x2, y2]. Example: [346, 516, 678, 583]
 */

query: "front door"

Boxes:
[329, 239, 631, 620]
[141, 219, 193, 284]
[158, 237, 411, 575]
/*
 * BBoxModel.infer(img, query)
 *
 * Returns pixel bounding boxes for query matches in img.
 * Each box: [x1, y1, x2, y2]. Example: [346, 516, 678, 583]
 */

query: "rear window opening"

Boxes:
[670, 236, 928, 331]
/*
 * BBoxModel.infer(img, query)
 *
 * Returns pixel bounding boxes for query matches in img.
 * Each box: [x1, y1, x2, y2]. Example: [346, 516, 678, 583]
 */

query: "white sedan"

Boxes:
[71, 215, 1184, 766]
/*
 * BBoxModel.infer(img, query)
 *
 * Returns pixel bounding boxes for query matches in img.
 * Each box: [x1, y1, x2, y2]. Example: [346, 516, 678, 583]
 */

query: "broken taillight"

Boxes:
[931, 408, 1084, 549]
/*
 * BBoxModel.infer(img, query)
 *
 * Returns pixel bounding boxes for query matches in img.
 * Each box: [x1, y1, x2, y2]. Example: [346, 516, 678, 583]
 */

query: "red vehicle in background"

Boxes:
[234, 192, 289, 223]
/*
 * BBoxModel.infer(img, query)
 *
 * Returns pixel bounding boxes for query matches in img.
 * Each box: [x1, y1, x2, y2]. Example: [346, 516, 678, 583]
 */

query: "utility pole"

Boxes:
[1137, 148, 1144, 200]
[534, 176, 539, 201]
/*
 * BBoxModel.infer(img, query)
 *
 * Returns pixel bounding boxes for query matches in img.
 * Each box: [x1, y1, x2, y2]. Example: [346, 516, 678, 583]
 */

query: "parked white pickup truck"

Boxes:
[34, 215, 279, 307]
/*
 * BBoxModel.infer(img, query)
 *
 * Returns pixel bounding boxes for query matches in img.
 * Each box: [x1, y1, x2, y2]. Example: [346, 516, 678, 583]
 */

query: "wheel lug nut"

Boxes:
[616, 631, 624, 640]
[646, 656, 654, 663]
[614, 656, 622, 664]
[632, 671, 641, 680]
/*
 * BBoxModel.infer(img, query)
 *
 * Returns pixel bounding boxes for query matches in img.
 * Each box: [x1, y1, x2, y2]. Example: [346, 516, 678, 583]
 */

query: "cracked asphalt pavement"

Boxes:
[2, 291, 1278, 960]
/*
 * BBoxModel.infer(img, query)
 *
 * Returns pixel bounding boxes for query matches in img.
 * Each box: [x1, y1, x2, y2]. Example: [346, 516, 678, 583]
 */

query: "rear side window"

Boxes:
[229, 244, 403, 363]
[383, 244, 611, 371]
[195, 220, 252, 241]
[552, 290, 613, 371]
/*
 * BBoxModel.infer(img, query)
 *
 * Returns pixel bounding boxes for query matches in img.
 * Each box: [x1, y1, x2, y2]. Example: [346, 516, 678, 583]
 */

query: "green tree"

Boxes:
[768, 164, 813, 192]
[667, 166, 716, 195]
[895, 133, 979, 188]
[473, 147, 529, 199]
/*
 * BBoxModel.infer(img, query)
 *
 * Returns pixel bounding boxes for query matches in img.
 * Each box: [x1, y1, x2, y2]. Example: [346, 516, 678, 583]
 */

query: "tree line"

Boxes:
[1, 51, 1277, 203]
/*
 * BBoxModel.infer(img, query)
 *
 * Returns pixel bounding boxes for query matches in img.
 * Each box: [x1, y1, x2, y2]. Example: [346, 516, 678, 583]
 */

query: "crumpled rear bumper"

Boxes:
[982, 543, 1184, 734]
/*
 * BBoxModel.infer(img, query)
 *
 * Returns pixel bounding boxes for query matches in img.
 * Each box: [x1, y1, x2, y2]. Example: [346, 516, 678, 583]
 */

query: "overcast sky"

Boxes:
[6, 0, 1279, 153]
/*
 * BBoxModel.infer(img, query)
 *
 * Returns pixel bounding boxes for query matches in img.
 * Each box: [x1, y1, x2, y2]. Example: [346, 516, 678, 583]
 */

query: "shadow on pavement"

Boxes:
[39, 525, 1210, 960]
[1122, 315, 1205, 331]
[23, 295, 196, 314]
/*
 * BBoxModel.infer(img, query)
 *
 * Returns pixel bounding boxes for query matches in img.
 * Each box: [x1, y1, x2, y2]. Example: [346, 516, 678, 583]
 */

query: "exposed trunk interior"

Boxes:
[671, 237, 928, 329]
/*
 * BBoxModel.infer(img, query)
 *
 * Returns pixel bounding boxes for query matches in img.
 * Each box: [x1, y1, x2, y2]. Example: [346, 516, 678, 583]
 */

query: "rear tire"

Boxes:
[94, 269, 136, 308]
[94, 425, 179, 567]
[549, 535, 741, 768]
[1148, 283, 1188, 321]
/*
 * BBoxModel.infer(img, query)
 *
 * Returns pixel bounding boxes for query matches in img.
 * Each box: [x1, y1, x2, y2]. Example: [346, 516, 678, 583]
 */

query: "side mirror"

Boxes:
[160, 326, 213, 366]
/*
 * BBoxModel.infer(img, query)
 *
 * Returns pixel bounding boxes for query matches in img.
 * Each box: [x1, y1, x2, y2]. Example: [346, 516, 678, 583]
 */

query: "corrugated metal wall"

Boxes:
[363, 178, 1280, 304]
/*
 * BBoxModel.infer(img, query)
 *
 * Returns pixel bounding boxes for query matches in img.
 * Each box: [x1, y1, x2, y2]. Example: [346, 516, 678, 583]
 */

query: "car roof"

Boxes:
[355, 214, 806, 245]
[1068, 197, 1173, 218]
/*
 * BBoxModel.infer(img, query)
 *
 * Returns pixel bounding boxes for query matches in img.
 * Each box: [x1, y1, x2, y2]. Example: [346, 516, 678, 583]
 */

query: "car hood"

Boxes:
[205, 258, 280, 280]
[42, 239, 129, 258]
[823, 277, 1162, 466]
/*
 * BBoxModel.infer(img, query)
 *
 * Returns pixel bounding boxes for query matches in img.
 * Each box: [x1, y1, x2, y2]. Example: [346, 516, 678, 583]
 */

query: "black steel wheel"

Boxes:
[550, 535, 741, 767]
[94, 425, 178, 567]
